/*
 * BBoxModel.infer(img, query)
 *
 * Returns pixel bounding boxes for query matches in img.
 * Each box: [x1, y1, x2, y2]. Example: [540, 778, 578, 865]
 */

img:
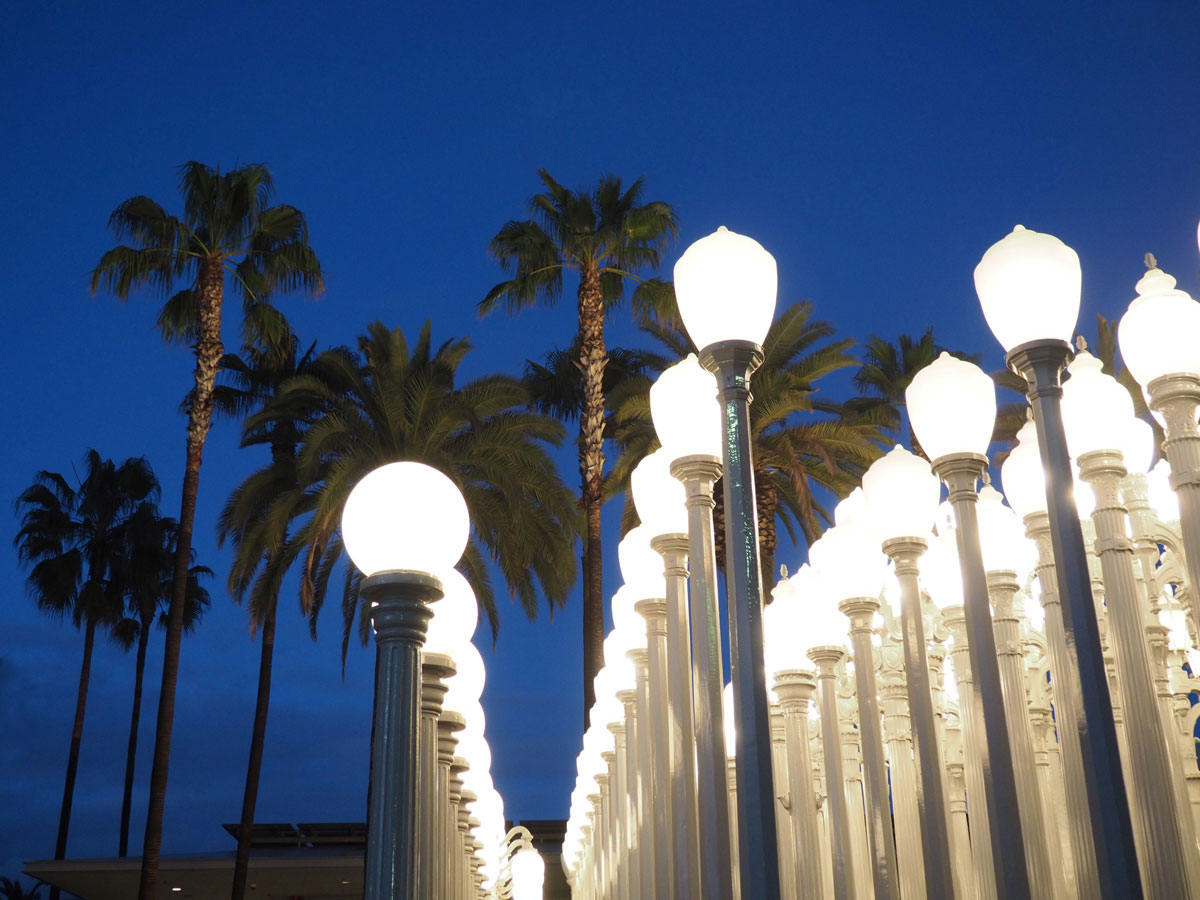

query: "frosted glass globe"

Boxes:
[1118, 266, 1200, 387]
[791, 564, 847, 650]
[1120, 416, 1154, 476]
[424, 568, 479, 656]
[763, 596, 802, 677]
[922, 530, 964, 609]
[610, 585, 648, 641]
[650, 354, 723, 461]
[1061, 351, 1135, 457]
[674, 226, 778, 352]
[512, 849, 545, 900]
[442, 640, 485, 713]
[603, 628, 638, 693]
[1000, 419, 1047, 519]
[862, 445, 942, 541]
[833, 487, 867, 528]
[591, 669, 623, 727]
[977, 485, 1037, 579]
[974, 225, 1082, 352]
[907, 352, 997, 460]
[341, 461, 469, 576]
[807, 524, 888, 600]
[618, 526, 666, 599]
[1148, 459, 1181, 522]
[722, 682, 737, 758]
[631, 448, 688, 537]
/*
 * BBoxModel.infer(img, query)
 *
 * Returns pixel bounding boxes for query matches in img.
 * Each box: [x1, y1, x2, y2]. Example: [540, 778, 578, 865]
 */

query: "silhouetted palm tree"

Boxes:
[90, 161, 323, 899]
[13, 452, 157, 899]
[480, 170, 677, 717]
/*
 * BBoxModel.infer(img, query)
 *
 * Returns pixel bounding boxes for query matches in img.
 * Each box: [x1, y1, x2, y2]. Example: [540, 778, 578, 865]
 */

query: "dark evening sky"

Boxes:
[3, 0, 1200, 877]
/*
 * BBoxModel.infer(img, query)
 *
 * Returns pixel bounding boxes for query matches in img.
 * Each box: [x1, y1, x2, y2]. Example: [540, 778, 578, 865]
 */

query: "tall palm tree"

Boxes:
[90, 161, 323, 899]
[13, 451, 158, 899]
[480, 170, 677, 717]
[609, 303, 886, 586]
[110, 508, 210, 858]
[0, 877, 44, 900]
[213, 334, 328, 900]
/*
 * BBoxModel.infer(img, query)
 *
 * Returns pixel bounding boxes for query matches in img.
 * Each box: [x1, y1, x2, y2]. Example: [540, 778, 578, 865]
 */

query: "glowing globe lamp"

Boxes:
[976, 485, 1037, 580]
[650, 353, 723, 461]
[1061, 351, 1135, 457]
[424, 568, 479, 657]
[907, 352, 997, 460]
[617, 525, 666, 599]
[674, 226, 778, 352]
[1000, 419, 1047, 519]
[631, 448, 688, 537]
[861, 445, 942, 541]
[1118, 266, 1200, 386]
[512, 848, 546, 900]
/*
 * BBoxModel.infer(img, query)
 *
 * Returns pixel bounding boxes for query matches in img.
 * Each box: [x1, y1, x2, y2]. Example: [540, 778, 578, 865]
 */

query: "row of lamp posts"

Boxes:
[564, 221, 1200, 900]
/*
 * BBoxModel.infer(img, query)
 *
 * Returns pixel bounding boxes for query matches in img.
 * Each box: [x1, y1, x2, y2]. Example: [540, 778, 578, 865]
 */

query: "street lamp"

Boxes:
[859, 444, 957, 900]
[342, 461, 470, 900]
[975, 225, 1142, 900]
[675, 225, 781, 900]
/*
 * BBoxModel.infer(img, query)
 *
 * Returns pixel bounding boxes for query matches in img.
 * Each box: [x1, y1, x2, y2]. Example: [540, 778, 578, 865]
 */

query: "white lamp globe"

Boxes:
[791, 564, 847, 650]
[618, 526, 666, 599]
[861, 445, 942, 541]
[907, 352, 998, 460]
[610, 585, 648, 642]
[922, 530, 965, 610]
[722, 682, 737, 758]
[603, 628, 638, 693]
[974, 225, 1082, 352]
[424, 568, 479, 657]
[807, 524, 888, 601]
[976, 485, 1037, 580]
[674, 226, 778, 352]
[833, 487, 868, 528]
[442, 640, 486, 713]
[631, 449, 688, 537]
[764, 593, 803, 678]
[512, 848, 546, 900]
[1120, 416, 1155, 476]
[999, 419, 1048, 519]
[341, 461, 469, 576]
[591, 669, 624, 727]
[1118, 265, 1200, 387]
[1148, 459, 1181, 523]
[650, 354, 723, 461]
[1060, 350, 1135, 457]
[457, 698, 486, 748]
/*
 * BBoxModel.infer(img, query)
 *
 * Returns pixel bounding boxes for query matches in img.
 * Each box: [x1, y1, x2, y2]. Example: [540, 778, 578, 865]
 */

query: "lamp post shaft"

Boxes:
[883, 538, 957, 900]
[631, 647, 663, 897]
[1009, 339, 1143, 900]
[840, 597, 902, 900]
[775, 671, 825, 900]
[636, 596, 675, 899]
[419, 655, 453, 899]
[437, 716, 463, 900]
[1079, 449, 1195, 899]
[935, 454, 1035, 900]
[810, 649, 857, 900]
[673, 455, 737, 900]
[363, 571, 440, 900]
[702, 341, 782, 900]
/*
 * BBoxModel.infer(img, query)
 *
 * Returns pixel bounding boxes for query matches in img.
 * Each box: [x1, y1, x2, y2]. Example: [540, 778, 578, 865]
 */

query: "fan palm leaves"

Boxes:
[610, 302, 886, 586]
[236, 320, 579, 665]
[13, 451, 158, 894]
[90, 162, 323, 900]
[480, 170, 677, 717]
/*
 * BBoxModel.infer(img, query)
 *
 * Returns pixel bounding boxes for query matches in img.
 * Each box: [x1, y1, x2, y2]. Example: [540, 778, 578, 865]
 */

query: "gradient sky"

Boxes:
[3, 0, 1200, 879]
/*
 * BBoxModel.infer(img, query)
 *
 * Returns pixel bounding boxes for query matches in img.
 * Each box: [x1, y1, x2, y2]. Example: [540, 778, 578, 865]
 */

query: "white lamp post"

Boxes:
[652, 353, 737, 900]
[343, 461, 470, 900]
[1119, 261, 1200, 641]
[906, 351, 1038, 899]
[632, 449, 702, 898]
[975, 225, 1142, 900]
[675, 225, 782, 900]
[1061, 348, 1197, 897]
[860, 445, 958, 900]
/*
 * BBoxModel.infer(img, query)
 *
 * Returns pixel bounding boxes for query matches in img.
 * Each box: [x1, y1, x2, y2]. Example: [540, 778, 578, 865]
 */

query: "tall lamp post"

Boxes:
[675, 225, 782, 900]
[975, 224, 1142, 899]
[342, 461, 471, 900]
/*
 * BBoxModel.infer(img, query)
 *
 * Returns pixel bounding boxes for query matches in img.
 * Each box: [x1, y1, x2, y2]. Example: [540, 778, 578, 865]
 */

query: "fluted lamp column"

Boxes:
[653, 352, 737, 900]
[976, 224, 1142, 899]
[343, 462, 472, 900]
[675, 225, 782, 900]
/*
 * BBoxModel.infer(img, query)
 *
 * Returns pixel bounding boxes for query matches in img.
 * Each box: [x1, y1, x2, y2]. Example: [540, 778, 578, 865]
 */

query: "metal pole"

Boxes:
[363, 571, 440, 900]
[935, 454, 1035, 900]
[808, 648, 857, 900]
[774, 670, 825, 900]
[879, 675, 927, 900]
[437, 713, 465, 900]
[1008, 339, 1143, 899]
[701, 340, 782, 900]
[652, 533, 703, 898]
[1078, 449, 1195, 898]
[881, 538, 956, 899]
[839, 597, 902, 900]
[771, 705, 798, 900]
[631, 646, 665, 897]
[673, 455, 737, 900]
[419, 654, 453, 898]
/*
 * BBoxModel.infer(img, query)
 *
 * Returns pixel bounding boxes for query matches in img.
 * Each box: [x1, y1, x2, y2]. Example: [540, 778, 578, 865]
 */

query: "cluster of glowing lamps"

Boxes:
[562, 221, 1200, 900]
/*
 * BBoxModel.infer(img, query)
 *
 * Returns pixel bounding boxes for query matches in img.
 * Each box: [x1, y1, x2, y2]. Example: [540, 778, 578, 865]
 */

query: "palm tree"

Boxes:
[480, 170, 677, 717]
[110, 508, 210, 857]
[0, 876, 44, 900]
[213, 334, 327, 900]
[90, 161, 323, 899]
[13, 451, 158, 899]
[609, 303, 886, 586]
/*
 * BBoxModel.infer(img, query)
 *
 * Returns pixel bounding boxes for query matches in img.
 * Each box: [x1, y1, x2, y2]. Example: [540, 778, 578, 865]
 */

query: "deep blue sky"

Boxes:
[3, 0, 1200, 876]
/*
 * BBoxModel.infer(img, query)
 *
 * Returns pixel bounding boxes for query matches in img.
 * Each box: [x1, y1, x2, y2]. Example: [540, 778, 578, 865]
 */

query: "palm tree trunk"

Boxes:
[139, 261, 223, 900]
[578, 265, 606, 726]
[119, 615, 152, 856]
[231, 600, 277, 900]
[49, 616, 96, 900]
